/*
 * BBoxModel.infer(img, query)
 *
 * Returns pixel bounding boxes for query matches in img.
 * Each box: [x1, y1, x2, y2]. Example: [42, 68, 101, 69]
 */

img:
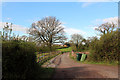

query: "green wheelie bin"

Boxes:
[80, 54, 87, 61]
[76, 53, 82, 61]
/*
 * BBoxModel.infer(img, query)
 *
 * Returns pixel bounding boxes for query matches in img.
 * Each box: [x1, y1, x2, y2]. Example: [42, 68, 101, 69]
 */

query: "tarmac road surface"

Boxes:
[52, 53, 118, 79]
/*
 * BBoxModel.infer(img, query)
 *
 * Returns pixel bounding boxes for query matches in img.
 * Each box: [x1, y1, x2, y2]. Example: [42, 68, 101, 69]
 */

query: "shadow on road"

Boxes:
[40, 53, 118, 80]
[51, 66, 119, 80]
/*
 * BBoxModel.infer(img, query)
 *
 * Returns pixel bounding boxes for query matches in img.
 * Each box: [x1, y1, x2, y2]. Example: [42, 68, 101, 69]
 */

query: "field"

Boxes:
[57, 47, 72, 52]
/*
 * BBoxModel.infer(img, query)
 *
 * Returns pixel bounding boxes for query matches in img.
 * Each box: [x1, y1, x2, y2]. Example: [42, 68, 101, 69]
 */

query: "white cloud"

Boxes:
[90, 17, 118, 30]
[62, 25, 86, 36]
[0, 22, 28, 33]
[91, 19, 103, 24]
[92, 17, 118, 25]
[92, 26, 98, 30]
[103, 17, 118, 24]
[81, 2, 93, 8]
[6, 17, 11, 20]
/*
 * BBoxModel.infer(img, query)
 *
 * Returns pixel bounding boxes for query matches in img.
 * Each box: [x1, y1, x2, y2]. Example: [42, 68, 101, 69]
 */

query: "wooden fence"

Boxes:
[36, 51, 61, 64]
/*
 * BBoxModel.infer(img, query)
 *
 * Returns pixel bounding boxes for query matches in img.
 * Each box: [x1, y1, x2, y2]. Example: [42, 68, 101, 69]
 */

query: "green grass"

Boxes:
[83, 60, 118, 66]
[57, 47, 72, 52]
[69, 52, 76, 60]
[69, 52, 118, 66]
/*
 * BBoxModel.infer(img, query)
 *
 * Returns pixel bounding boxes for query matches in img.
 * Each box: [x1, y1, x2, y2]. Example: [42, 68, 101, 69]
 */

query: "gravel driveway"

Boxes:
[52, 53, 118, 79]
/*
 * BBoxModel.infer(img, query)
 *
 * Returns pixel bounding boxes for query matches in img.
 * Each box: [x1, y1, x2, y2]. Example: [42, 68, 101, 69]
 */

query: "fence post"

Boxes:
[42, 52, 43, 63]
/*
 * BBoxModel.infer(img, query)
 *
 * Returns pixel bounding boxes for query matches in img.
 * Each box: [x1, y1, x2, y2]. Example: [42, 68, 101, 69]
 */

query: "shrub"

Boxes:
[89, 30, 119, 62]
[2, 40, 41, 79]
[36, 44, 58, 53]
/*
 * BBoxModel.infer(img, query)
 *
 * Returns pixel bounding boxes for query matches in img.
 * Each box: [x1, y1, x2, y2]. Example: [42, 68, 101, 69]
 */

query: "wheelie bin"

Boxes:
[80, 54, 87, 61]
[76, 53, 82, 61]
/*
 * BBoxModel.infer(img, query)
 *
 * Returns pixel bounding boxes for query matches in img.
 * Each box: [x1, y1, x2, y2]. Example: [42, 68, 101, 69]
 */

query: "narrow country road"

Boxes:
[52, 53, 118, 79]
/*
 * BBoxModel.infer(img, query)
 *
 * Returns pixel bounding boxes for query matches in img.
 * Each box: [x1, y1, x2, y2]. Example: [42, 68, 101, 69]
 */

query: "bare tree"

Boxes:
[71, 33, 83, 50]
[95, 22, 117, 34]
[28, 16, 66, 50]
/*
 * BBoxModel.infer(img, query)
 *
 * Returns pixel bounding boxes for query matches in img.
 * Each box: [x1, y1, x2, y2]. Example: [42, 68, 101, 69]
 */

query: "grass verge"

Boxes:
[83, 60, 118, 66]
[69, 52, 118, 66]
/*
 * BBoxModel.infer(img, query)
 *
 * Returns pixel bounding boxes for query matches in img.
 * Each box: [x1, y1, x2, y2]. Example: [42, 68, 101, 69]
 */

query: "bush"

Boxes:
[89, 30, 119, 62]
[2, 40, 41, 79]
[71, 44, 85, 52]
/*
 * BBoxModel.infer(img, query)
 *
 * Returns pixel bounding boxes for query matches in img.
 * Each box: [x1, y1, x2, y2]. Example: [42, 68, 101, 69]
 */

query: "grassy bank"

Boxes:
[69, 52, 118, 66]
[83, 61, 118, 66]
